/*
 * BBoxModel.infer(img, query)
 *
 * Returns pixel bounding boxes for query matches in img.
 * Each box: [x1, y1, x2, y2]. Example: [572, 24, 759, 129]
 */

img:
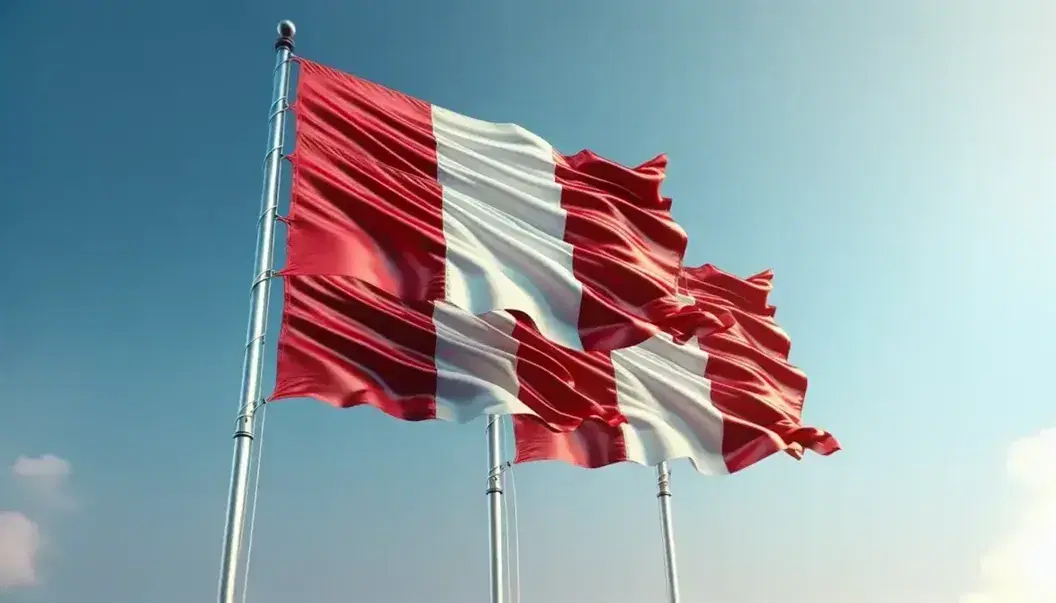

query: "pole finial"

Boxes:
[275, 20, 296, 50]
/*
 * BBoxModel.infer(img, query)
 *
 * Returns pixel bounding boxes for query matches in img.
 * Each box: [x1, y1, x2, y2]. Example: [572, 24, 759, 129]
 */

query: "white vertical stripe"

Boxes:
[432, 105, 585, 351]
[432, 304, 535, 422]
[611, 335, 729, 474]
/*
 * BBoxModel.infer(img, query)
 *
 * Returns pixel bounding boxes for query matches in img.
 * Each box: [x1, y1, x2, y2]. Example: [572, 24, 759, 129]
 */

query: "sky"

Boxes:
[1, 1, 1054, 602]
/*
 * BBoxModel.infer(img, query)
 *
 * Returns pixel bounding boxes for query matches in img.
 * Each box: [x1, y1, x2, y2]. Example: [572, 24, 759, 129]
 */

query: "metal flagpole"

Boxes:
[486, 415, 506, 603]
[656, 461, 682, 603]
[216, 20, 296, 603]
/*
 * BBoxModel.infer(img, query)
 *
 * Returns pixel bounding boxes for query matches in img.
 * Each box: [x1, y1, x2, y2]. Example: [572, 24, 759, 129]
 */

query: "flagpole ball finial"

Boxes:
[275, 20, 296, 50]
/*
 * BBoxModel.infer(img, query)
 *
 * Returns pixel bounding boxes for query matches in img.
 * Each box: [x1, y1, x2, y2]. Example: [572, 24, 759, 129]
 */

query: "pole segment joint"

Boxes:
[657, 462, 673, 498]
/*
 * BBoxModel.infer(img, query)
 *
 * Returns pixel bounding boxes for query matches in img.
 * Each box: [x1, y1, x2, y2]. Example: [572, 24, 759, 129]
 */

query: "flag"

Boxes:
[283, 58, 689, 352]
[270, 275, 629, 429]
[512, 265, 840, 474]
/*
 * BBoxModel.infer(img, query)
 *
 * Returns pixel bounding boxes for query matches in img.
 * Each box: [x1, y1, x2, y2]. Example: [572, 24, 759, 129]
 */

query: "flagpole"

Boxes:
[656, 461, 682, 603]
[486, 415, 506, 603]
[216, 20, 296, 603]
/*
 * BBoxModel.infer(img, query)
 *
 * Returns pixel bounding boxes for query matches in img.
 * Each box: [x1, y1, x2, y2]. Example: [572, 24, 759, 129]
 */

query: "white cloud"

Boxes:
[961, 428, 1056, 603]
[1006, 429, 1056, 492]
[0, 511, 40, 591]
[12, 454, 71, 480]
[0, 454, 74, 591]
[11, 454, 74, 510]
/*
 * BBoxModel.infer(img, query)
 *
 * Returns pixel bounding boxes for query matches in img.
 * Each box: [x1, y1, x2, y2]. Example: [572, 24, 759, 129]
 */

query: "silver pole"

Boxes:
[486, 415, 506, 603]
[656, 461, 682, 603]
[216, 20, 296, 603]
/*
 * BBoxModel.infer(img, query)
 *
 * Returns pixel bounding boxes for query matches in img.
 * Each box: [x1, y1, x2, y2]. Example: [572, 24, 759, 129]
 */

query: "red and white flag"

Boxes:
[283, 59, 688, 352]
[270, 274, 734, 429]
[270, 275, 625, 429]
[512, 265, 840, 474]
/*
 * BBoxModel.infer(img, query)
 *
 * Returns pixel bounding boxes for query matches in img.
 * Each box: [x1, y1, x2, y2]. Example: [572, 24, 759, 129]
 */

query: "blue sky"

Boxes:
[2, 1, 1054, 602]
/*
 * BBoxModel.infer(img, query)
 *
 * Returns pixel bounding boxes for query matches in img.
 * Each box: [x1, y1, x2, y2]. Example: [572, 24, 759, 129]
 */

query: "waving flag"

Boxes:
[283, 59, 688, 351]
[271, 275, 630, 429]
[512, 265, 839, 473]
[270, 272, 735, 430]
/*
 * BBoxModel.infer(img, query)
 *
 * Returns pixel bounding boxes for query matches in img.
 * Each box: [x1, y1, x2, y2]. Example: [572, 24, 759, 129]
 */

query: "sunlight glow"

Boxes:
[962, 429, 1056, 603]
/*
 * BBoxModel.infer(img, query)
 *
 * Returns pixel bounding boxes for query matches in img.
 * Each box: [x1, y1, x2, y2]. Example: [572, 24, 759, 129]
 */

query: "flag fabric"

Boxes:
[283, 58, 689, 352]
[512, 265, 840, 474]
[270, 275, 629, 429]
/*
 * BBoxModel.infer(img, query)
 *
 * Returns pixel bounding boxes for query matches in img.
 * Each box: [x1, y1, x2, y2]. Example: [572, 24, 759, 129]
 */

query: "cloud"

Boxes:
[1006, 429, 1056, 492]
[12, 454, 71, 480]
[961, 428, 1056, 603]
[0, 454, 74, 591]
[12, 454, 74, 510]
[0, 511, 41, 591]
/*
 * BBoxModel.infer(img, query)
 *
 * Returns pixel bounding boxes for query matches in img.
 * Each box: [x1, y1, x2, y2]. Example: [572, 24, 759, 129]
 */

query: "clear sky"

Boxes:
[2, 1, 1054, 602]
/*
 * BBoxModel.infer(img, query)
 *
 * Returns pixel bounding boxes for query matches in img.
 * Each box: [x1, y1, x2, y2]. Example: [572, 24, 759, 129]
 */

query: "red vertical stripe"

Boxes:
[555, 151, 688, 350]
[513, 417, 629, 468]
[294, 60, 437, 179]
[285, 60, 446, 299]
[510, 312, 625, 432]
[682, 265, 838, 472]
[272, 276, 439, 420]
[510, 315, 628, 467]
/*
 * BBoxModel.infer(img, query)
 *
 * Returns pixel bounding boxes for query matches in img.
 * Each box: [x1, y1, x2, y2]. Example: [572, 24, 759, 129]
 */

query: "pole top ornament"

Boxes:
[276, 20, 296, 50]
